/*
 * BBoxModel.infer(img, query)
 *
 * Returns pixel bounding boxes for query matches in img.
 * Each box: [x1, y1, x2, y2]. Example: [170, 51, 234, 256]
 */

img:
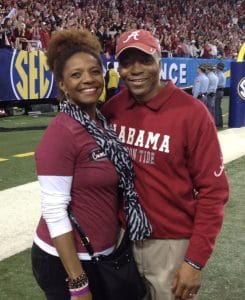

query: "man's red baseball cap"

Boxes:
[116, 29, 161, 58]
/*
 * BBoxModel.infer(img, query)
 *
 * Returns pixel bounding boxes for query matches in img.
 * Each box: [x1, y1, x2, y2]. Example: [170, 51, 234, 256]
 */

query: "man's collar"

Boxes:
[125, 80, 176, 111]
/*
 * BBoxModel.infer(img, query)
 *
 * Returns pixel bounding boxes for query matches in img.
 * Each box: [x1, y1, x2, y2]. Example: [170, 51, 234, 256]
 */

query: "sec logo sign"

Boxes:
[237, 77, 245, 100]
[10, 49, 54, 100]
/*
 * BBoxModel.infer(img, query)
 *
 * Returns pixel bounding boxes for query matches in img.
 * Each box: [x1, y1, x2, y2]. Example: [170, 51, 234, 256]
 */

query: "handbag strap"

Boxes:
[68, 207, 95, 257]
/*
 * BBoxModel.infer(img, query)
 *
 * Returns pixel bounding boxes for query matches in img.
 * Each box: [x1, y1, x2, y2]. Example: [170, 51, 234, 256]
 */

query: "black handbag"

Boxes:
[68, 209, 146, 300]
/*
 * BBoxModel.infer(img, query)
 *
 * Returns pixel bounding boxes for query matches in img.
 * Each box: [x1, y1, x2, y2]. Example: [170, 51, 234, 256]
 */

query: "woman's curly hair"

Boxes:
[46, 29, 102, 81]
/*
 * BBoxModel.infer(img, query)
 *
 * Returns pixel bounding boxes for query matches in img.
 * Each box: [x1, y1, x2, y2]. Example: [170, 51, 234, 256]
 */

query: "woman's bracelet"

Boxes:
[69, 285, 90, 297]
[66, 271, 89, 289]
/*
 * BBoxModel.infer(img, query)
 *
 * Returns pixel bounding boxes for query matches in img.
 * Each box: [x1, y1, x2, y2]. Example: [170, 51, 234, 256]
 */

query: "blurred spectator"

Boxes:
[13, 21, 32, 50]
[189, 40, 200, 58]
[0, 17, 13, 48]
[208, 40, 218, 58]
[39, 21, 51, 51]
[95, 24, 106, 51]
[174, 36, 191, 57]
[200, 41, 213, 58]
[104, 62, 120, 101]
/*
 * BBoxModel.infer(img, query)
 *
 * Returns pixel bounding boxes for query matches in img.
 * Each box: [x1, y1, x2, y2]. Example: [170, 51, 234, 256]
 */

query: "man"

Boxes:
[192, 64, 209, 105]
[206, 63, 218, 120]
[189, 40, 199, 58]
[102, 29, 229, 300]
[175, 36, 190, 57]
[96, 24, 106, 51]
[215, 62, 226, 128]
[104, 62, 120, 101]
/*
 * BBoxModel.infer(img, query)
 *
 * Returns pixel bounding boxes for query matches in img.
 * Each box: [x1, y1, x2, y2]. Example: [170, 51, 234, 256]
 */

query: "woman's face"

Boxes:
[59, 52, 104, 114]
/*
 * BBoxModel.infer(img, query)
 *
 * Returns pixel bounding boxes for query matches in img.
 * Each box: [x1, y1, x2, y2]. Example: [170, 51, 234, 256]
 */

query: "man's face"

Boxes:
[118, 48, 162, 103]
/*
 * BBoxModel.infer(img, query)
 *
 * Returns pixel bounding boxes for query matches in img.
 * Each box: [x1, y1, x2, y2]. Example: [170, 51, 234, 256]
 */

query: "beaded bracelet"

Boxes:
[69, 285, 90, 297]
[66, 271, 89, 289]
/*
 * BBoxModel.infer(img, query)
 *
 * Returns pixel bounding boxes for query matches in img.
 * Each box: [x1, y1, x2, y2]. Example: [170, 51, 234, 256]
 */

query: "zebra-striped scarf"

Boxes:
[60, 100, 152, 241]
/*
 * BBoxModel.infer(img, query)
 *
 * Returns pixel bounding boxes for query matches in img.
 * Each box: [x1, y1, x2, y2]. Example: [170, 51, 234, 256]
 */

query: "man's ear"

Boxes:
[118, 65, 122, 75]
[158, 59, 162, 78]
[158, 57, 162, 69]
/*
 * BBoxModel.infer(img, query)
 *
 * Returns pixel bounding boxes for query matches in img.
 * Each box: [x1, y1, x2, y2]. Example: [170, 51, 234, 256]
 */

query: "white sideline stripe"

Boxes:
[0, 181, 41, 261]
[0, 127, 245, 261]
[217, 127, 245, 164]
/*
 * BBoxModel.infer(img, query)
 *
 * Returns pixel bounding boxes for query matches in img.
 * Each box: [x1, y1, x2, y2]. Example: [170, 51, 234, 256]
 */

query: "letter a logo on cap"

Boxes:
[123, 31, 140, 43]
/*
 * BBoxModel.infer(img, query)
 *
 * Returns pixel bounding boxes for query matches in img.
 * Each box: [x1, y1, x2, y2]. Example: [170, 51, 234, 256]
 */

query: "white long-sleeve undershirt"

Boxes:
[38, 175, 73, 238]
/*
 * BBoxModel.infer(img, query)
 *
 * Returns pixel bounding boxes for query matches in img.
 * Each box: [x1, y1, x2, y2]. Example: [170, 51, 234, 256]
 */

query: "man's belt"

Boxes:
[207, 92, 215, 97]
[197, 93, 207, 98]
[217, 88, 224, 91]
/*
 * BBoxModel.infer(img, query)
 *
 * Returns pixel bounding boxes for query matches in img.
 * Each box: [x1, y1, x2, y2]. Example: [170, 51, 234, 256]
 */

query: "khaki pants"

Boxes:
[133, 239, 198, 300]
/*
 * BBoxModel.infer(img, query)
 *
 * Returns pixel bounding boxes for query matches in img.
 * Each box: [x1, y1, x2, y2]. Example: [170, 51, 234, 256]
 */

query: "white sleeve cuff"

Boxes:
[47, 215, 73, 238]
[38, 175, 73, 238]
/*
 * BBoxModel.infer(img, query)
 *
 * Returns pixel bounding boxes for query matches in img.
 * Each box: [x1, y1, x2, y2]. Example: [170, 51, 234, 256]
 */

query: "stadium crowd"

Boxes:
[0, 0, 244, 58]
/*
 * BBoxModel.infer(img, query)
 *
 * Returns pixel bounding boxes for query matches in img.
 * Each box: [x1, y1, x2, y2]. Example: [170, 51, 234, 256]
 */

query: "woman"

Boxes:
[31, 29, 151, 300]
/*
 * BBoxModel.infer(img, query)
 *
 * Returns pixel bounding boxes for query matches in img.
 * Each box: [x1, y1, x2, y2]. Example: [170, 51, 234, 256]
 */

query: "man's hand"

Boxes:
[171, 261, 201, 299]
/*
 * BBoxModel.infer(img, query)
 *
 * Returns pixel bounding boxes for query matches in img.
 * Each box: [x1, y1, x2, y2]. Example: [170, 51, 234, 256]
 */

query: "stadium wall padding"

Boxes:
[0, 48, 233, 101]
[229, 61, 245, 127]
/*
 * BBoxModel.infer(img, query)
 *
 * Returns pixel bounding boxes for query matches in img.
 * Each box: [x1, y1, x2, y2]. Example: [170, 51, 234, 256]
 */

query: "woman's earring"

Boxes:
[64, 92, 71, 101]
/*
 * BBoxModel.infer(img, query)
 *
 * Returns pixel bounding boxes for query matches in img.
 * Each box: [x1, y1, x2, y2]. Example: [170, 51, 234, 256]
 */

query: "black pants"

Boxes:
[215, 90, 224, 127]
[31, 243, 106, 300]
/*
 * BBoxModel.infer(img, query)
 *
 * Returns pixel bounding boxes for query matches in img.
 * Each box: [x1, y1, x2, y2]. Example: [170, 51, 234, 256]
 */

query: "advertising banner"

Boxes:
[0, 48, 233, 101]
[0, 48, 57, 101]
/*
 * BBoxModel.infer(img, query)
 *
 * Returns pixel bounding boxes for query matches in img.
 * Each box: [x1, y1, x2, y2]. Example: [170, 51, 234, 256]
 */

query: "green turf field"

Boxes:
[0, 156, 244, 299]
[0, 113, 56, 190]
[0, 97, 244, 299]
